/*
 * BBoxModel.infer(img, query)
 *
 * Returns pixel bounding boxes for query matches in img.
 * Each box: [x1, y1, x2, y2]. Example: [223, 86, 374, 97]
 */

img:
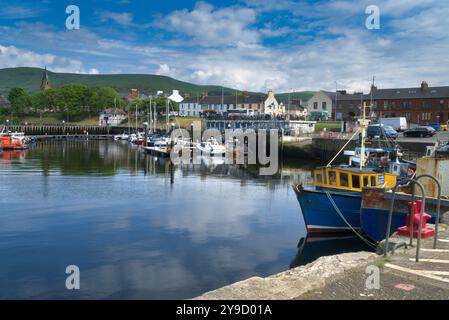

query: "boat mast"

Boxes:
[360, 101, 367, 171]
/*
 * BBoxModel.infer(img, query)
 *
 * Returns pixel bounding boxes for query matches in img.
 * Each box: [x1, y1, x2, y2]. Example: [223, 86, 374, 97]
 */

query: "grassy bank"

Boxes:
[315, 121, 341, 132]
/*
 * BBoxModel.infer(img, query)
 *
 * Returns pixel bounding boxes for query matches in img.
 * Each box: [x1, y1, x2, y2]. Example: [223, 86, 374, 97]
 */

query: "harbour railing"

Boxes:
[384, 175, 442, 262]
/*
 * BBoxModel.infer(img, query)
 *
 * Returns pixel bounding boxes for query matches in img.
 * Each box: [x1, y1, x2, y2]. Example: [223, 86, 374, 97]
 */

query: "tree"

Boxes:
[8, 88, 31, 114]
[88, 87, 123, 114]
[58, 83, 89, 117]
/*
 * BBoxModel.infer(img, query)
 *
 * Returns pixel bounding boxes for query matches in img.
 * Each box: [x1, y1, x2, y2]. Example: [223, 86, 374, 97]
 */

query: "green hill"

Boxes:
[275, 91, 316, 105]
[0, 67, 237, 97]
[0, 67, 316, 104]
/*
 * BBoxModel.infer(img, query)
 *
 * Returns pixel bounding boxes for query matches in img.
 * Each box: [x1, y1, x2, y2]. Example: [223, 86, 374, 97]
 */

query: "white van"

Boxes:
[379, 117, 408, 131]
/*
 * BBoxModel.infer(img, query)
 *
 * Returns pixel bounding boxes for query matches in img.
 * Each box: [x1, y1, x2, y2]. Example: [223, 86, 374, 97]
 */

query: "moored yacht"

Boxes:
[196, 137, 226, 156]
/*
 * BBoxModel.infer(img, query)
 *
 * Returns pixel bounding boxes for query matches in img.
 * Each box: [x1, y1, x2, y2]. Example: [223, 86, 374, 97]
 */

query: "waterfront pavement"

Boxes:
[197, 224, 449, 300]
[300, 225, 449, 300]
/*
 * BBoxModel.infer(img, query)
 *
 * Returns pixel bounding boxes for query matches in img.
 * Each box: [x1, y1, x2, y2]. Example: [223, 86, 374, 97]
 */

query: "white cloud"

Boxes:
[0, 44, 97, 74]
[88, 68, 100, 75]
[155, 64, 176, 78]
[159, 2, 260, 47]
[0, 2, 44, 19]
[97, 11, 134, 26]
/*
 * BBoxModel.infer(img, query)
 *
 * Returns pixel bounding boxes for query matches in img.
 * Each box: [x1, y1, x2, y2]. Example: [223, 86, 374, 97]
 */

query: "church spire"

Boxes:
[40, 66, 51, 91]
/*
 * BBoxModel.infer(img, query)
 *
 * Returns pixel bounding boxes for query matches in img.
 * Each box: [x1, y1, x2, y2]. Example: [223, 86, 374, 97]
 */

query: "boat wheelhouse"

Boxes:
[313, 166, 397, 192]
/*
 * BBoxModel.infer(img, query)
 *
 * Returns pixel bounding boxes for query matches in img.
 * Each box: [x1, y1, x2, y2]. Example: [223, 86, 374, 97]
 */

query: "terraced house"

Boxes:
[179, 91, 285, 117]
[333, 81, 449, 124]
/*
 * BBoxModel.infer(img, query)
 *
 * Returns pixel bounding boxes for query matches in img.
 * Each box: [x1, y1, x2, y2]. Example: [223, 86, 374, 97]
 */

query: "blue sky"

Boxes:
[1, 0, 448, 92]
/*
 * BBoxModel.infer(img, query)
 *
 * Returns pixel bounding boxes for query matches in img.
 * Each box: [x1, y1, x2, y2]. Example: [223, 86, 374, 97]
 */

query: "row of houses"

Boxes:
[179, 91, 307, 118]
[306, 81, 449, 124]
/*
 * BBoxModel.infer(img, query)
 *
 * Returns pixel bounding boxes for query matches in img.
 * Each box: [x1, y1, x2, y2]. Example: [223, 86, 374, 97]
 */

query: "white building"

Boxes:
[179, 97, 202, 117]
[168, 90, 184, 103]
[99, 109, 127, 126]
[179, 91, 285, 117]
[306, 91, 334, 120]
[262, 90, 285, 116]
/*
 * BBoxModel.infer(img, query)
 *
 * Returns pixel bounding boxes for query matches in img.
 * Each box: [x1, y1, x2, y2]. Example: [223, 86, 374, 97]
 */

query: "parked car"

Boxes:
[403, 126, 437, 138]
[436, 143, 449, 156]
[367, 124, 398, 139]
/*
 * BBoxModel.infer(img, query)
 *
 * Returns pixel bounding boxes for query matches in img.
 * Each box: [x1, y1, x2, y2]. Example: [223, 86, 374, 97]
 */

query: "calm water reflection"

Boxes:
[0, 140, 361, 299]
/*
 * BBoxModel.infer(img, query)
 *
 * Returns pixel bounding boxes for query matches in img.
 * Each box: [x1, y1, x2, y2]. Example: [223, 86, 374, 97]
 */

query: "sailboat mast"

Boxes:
[360, 101, 367, 171]
[166, 99, 169, 131]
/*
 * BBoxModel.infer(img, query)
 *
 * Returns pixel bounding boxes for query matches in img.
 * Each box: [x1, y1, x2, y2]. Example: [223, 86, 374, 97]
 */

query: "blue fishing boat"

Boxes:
[293, 101, 402, 239]
[293, 166, 397, 238]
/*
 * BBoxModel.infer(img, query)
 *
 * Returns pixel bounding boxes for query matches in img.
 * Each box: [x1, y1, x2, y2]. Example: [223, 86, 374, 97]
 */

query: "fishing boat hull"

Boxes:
[1, 146, 29, 151]
[360, 208, 407, 241]
[293, 184, 363, 237]
[360, 188, 439, 241]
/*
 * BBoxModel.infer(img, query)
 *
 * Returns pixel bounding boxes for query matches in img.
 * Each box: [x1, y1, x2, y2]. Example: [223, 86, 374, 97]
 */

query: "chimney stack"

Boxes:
[421, 81, 429, 91]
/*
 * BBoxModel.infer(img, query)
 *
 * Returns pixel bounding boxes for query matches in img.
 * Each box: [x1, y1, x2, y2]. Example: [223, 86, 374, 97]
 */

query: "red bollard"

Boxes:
[397, 200, 435, 238]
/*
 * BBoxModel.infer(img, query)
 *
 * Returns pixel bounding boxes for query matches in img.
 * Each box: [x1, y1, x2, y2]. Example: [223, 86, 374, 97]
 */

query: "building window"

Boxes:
[422, 112, 431, 121]
[384, 101, 388, 110]
[322, 102, 327, 110]
[313, 102, 318, 110]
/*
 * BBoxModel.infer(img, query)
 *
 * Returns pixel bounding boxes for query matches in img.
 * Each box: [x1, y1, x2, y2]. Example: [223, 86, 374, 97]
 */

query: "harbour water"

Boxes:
[0, 140, 369, 299]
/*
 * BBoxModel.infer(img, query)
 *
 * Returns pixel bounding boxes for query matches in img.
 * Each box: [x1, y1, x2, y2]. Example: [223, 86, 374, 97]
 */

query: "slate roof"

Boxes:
[322, 85, 449, 102]
[181, 94, 267, 105]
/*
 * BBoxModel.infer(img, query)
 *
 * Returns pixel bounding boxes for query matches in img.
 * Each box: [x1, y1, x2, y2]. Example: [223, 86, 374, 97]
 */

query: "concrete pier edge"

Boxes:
[195, 251, 378, 300]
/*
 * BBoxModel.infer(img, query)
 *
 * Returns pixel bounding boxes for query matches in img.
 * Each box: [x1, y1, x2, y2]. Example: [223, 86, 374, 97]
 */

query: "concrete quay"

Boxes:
[303, 226, 449, 300]
[196, 225, 449, 300]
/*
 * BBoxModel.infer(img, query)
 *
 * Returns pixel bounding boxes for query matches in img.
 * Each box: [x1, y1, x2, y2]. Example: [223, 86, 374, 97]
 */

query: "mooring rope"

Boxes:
[325, 190, 378, 250]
